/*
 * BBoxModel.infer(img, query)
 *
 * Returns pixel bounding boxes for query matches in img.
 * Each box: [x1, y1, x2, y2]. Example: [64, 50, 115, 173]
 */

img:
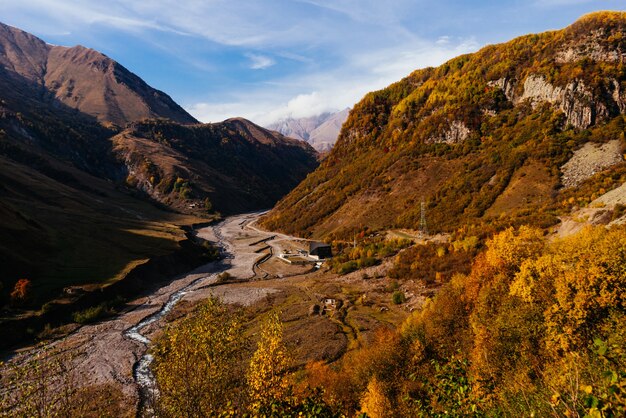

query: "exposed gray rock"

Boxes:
[488, 77, 516, 102]
[556, 31, 626, 64]
[488, 74, 625, 130]
[516, 75, 602, 129]
[487, 77, 517, 101]
[427, 120, 470, 144]
[560, 139, 623, 188]
[612, 79, 626, 113]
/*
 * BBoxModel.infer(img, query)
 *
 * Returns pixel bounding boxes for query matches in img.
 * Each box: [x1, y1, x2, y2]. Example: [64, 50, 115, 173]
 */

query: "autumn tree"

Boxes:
[10, 278, 31, 305]
[247, 310, 291, 414]
[360, 377, 392, 418]
[151, 298, 246, 417]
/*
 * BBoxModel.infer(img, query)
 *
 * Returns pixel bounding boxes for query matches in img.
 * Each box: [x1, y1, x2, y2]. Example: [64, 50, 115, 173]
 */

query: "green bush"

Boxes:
[72, 304, 107, 325]
[392, 291, 406, 305]
[202, 241, 221, 260]
[216, 272, 232, 283]
[357, 257, 377, 268]
[41, 302, 54, 314]
[338, 261, 358, 275]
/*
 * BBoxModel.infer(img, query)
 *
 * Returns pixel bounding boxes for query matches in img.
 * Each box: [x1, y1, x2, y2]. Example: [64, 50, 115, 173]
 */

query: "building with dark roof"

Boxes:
[309, 241, 332, 259]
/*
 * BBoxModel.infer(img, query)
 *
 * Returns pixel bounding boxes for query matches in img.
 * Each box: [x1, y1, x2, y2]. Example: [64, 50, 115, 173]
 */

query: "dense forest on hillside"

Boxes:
[261, 12, 626, 241]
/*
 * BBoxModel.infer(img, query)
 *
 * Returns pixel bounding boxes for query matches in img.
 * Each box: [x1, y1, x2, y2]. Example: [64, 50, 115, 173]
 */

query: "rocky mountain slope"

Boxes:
[0, 24, 318, 311]
[267, 108, 349, 152]
[113, 118, 318, 214]
[0, 22, 197, 126]
[261, 12, 626, 239]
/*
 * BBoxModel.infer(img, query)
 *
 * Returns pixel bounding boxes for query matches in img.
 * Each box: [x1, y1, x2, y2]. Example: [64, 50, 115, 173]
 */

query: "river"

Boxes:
[3, 211, 277, 415]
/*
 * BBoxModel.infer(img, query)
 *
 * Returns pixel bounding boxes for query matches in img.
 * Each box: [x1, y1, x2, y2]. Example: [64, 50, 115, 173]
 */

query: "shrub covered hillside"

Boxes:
[302, 224, 626, 417]
[13, 224, 623, 417]
[261, 12, 626, 240]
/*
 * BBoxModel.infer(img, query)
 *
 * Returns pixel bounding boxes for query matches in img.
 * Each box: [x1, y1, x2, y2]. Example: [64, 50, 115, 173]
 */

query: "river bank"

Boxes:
[2, 211, 281, 411]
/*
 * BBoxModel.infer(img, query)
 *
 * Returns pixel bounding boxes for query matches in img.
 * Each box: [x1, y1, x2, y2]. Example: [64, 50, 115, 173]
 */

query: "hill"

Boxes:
[0, 22, 197, 126]
[261, 11, 626, 240]
[267, 108, 350, 152]
[112, 118, 318, 214]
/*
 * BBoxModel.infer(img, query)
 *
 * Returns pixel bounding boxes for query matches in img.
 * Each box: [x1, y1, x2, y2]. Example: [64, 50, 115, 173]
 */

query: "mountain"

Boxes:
[267, 108, 350, 152]
[0, 22, 197, 126]
[260, 11, 626, 239]
[113, 118, 318, 214]
[0, 23, 318, 312]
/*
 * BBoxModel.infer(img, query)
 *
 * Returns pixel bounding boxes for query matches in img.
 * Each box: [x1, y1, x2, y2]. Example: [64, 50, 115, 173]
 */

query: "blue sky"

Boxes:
[1, 0, 624, 125]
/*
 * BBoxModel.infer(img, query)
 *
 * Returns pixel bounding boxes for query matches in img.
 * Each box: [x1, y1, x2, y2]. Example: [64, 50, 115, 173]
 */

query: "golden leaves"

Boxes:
[247, 310, 291, 413]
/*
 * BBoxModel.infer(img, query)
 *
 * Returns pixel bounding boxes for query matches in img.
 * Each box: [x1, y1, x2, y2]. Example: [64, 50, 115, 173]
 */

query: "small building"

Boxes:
[309, 241, 332, 259]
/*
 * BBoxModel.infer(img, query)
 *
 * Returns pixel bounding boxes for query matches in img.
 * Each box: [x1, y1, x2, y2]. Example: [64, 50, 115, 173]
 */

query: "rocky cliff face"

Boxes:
[427, 120, 471, 144]
[487, 74, 624, 129]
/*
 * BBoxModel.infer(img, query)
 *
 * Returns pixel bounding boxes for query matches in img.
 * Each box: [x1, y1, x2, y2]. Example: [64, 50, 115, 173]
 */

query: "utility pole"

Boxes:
[418, 199, 428, 240]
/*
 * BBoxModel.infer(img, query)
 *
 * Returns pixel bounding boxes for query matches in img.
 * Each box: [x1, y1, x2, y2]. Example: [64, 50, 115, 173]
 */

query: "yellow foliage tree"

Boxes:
[360, 377, 392, 418]
[151, 298, 245, 417]
[247, 310, 291, 413]
[511, 226, 626, 353]
[468, 226, 546, 394]
[483, 226, 545, 272]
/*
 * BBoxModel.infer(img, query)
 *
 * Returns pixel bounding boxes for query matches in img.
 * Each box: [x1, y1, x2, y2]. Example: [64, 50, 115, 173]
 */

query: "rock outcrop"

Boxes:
[427, 120, 471, 144]
[488, 74, 625, 130]
[518, 75, 602, 129]
[556, 28, 626, 64]
[560, 140, 623, 188]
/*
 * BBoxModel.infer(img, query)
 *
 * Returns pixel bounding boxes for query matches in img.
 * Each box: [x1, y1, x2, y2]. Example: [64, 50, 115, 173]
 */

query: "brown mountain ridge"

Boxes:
[0, 22, 197, 126]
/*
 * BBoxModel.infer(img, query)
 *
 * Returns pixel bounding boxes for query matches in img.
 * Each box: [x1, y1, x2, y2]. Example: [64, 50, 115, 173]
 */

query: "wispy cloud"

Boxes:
[3, 0, 620, 126]
[246, 53, 275, 70]
[187, 36, 480, 125]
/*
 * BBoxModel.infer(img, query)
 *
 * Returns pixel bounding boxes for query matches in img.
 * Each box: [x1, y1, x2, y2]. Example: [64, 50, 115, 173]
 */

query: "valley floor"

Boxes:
[4, 211, 429, 413]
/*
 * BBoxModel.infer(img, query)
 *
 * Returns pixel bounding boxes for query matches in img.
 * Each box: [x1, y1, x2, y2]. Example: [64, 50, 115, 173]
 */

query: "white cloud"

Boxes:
[186, 36, 480, 126]
[247, 54, 275, 70]
[9, 0, 603, 129]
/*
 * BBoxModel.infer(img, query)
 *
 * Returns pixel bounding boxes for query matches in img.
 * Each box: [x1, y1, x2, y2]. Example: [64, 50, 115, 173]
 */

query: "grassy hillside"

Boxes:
[0, 151, 205, 308]
[261, 11, 626, 240]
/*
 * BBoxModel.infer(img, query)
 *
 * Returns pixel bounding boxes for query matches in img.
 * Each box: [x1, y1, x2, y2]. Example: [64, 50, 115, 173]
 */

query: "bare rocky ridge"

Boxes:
[0, 22, 197, 126]
[267, 108, 350, 152]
